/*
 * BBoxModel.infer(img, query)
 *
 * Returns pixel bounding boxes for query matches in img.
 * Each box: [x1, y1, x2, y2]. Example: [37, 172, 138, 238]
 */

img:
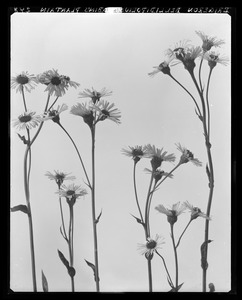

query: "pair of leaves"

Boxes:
[85, 260, 99, 282]
[58, 249, 76, 277]
[41, 270, 48, 292]
[11, 204, 29, 215]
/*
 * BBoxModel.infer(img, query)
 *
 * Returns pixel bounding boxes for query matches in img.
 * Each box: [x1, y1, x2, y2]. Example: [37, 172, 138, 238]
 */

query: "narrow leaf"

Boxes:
[17, 133, 28, 145]
[200, 240, 213, 270]
[67, 266, 76, 277]
[166, 276, 174, 289]
[11, 204, 29, 215]
[130, 214, 144, 225]
[168, 282, 184, 292]
[85, 259, 99, 282]
[57, 249, 69, 269]
[95, 209, 102, 224]
[41, 270, 48, 292]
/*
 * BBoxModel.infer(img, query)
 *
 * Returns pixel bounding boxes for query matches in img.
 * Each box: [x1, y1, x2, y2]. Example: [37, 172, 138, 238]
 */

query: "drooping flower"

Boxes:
[144, 144, 176, 171]
[148, 53, 176, 77]
[45, 170, 76, 188]
[79, 87, 112, 104]
[93, 100, 121, 124]
[121, 145, 148, 163]
[203, 51, 229, 69]
[184, 201, 211, 221]
[58, 183, 87, 205]
[37, 69, 79, 97]
[144, 168, 173, 183]
[137, 234, 164, 259]
[42, 103, 68, 124]
[11, 71, 38, 93]
[155, 202, 186, 225]
[196, 31, 225, 52]
[13, 111, 42, 130]
[70, 102, 95, 128]
[176, 143, 202, 166]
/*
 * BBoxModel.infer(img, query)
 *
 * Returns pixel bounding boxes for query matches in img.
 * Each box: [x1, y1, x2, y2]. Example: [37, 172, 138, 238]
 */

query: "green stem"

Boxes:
[91, 127, 100, 292]
[170, 224, 178, 290]
[175, 219, 192, 249]
[133, 162, 144, 223]
[57, 123, 91, 189]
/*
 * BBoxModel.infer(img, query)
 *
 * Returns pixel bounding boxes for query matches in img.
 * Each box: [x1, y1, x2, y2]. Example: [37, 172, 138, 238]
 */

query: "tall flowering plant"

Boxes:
[148, 31, 229, 292]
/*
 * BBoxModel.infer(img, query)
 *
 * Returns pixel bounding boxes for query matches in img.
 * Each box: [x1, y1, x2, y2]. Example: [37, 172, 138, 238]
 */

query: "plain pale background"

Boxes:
[10, 12, 231, 292]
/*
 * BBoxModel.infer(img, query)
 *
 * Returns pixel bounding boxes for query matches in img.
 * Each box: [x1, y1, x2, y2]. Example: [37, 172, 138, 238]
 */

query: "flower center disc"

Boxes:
[51, 76, 61, 85]
[146, 240, 157, 249]
[101, 109, 110, 117]
[66, 190, 75, 196]
[17, 75, 29, 85]
[19, 115, 32, 123]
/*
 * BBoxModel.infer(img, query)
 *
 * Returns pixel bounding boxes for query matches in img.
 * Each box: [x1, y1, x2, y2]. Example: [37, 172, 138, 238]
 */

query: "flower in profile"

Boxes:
[137, 234, 164, 260]
[176, 143, 202, 166]
[148, 55, 175, 77]
[155, 202, 186, 225]
[184, 201, 211, 221]
[204, 51, 229, 69]
[144, 144, 176, 171]
[11, 71, 38, 93]
[70, 102, 95, 128]
[144, 168, 173, 183]
[121, 145, 148, 163]
[196, 31, 225, 52]
[79, 87, 112, 104]
[58, 183, 87, 205]
[13, 111, 42, 130]
[45, 170, 76, 188]
[37, 69, 79, 97]
[94, 100, 121, 124]
[42, 103, 68, 124]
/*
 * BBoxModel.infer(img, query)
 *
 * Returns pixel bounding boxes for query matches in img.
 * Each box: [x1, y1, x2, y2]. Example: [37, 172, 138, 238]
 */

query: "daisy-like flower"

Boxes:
[196, 31, 225, 52]
[148, 53, 175, 77]
[58, 183, 87, 205]
[70, 102, 95, 128]
[42, 103, 68, 124]
[155, 202, 186, 225]
[166, 39, 191, 61]
[12, 111, 42, 130]
[45, 170, 76, 188]
[11, 71, 38, 93]
[121, 145, 148, 163]
[37, 69, 79, 97]
[144, 168, 173, 183]
[94, 100, 121, 124]
[176, 143, 202, 167]
[79, 87, 112, 104]
[184, 201, 211, 221]
[204, 51, 229, 69]
[144, 144, 176, 171]
[137, 234, 164, 260]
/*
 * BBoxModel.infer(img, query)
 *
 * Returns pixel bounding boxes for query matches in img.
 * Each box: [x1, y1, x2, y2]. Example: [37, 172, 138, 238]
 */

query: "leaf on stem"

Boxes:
[167, 276, 174, 289]
[41, 270, 48, 292]
[17, 133, 29, 145]
[57, 249, 70, 269]
[95, 209, 102, 224]
[168, 282, 184, 292]
[130, 214, 144, 226]
[84, 259, 99, 282]
[68, 266, 76, 278]
[200, 240, 213, 270]
[10, 204, 29, 215]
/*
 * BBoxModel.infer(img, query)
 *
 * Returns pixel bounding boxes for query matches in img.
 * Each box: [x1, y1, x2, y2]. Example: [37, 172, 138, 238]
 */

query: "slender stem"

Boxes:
[91, 127, 100, 291]
[155, 250, 174, 288]
[23, 146, 37, 292]
[147, 259, 152, 292]
[169, 73, 202, 117]
[206, 68, 213, 140]
[59, 195, 68, 241]
[198, 58, 204, 93]
[57, 123, 91, 189]
[21, 86, 27, 112]
[68, 203, 75, 292]
[147, 181, 157, 234]
[170, 224, 178, 290]
[26, 129, 31, 186]
[48, 96, 59, 111]
[175, 219, 192, 249]
[144, 173, 154, 238]
[133, 162, 144, 223]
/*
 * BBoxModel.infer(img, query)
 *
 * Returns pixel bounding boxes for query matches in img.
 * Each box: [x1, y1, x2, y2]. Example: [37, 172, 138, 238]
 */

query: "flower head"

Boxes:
[144, 168, 173, 183]
[93, 100, 121, 124]
[121, 145, 148, 163]
[13, 111, 42, 130]
[196, 31, 225, 52]
[204, 51, 229, 69]
[155, 202, 186, 225]
[58, 183, 87, 206]
[42, 103, 68, 124]
[37, 69, 79, 97]
[79, 87, 112, 104]
[70, 102, 95, 128]
[184, 201, 211, 221]
[144, 144, 176, 171]
[11, 71, 38, 93]
[176, 143, 202, 167]
[45, 170, 76, 187]
[137, 234, 164, 260]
